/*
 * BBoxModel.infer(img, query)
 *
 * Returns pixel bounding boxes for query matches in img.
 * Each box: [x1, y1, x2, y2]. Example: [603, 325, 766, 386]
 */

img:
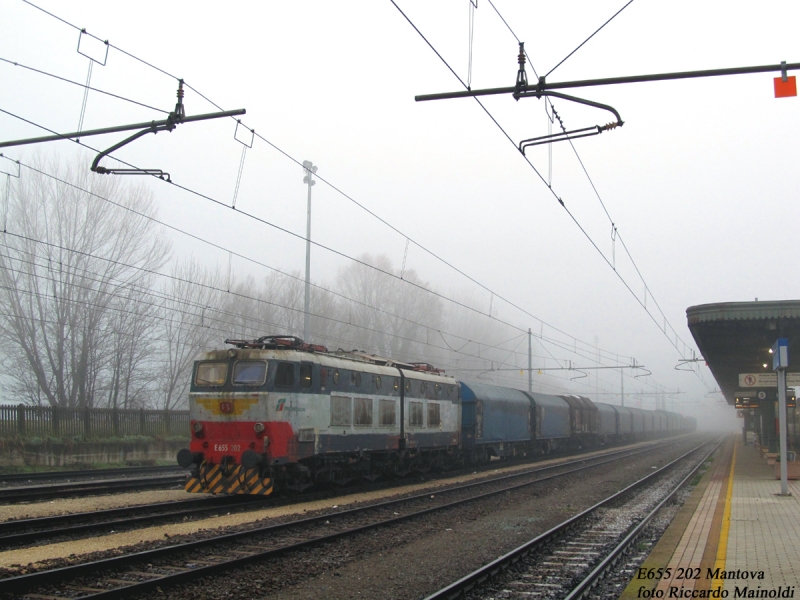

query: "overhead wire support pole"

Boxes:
[527, 328, 533, 393]
[415, 61, 800, 102]
[302, 160, 318, 343]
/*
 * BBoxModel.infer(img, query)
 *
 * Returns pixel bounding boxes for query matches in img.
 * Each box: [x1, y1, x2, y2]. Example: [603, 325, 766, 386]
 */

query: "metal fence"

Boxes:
[0, 405, 190, 439]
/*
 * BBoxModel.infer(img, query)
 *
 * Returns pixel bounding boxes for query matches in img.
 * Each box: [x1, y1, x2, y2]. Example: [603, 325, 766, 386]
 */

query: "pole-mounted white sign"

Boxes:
[773, 337, 790, 496]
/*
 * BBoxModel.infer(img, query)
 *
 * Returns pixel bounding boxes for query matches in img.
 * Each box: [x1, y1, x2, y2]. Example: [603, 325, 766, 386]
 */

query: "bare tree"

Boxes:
[104, 283, 161, 409]
[0, 160, 169, 407]
[333, 254, 442, 360]
[156, 259, 225, 411]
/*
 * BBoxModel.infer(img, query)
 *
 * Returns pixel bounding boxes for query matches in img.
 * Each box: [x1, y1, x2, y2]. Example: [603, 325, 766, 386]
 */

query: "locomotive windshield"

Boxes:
[195, 362, 228, 386]
[233, 360, 267, 385]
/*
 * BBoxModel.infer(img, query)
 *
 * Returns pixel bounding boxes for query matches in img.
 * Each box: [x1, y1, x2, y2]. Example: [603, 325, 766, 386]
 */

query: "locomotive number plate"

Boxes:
[213, 444, 241, 452]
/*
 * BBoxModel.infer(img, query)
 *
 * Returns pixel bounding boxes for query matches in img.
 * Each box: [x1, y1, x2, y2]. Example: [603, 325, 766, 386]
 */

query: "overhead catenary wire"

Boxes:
[0, 219, 551, 377]
[481, 2, 706, 383]
[5, 154, 610, 369]
[0, 8, 680, 408]
[9, 0, 642, 371]
[0, 257, 550, 393]
[0, 223, 661, 396]
[0, 258, 644, 400]
[389, 0, 707, 386]
[0, 57, 170, 114]
[545, 0, 636, 78]
[3, 235, 655, 399]
[0, 233, 521, 368]
[7, 4, 679, 399]
[0, 114, 642, 379]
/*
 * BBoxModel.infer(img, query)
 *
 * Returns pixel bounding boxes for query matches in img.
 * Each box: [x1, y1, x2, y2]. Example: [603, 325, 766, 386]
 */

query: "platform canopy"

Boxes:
[686, 300, 800, 405]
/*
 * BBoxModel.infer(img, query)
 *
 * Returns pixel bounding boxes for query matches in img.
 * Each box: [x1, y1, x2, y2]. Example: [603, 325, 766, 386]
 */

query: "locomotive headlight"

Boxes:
[254, 422, 265, 433]
[192, 421, 204, 433]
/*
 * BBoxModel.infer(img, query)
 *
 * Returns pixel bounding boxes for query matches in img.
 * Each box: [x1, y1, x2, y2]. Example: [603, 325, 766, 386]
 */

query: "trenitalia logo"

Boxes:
[274, 398, 305, 413]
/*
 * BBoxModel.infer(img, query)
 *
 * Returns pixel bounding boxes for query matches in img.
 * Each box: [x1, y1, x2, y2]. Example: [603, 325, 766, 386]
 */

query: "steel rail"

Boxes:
[563, 439, 725, 600]
[0, 439, 684, 598]
[422, 436, 720, 600]
[0, 439, 678, 547]
[0, 465, 183, 484]
[0, 495, 264, 547]
[0, 474, 188, 503]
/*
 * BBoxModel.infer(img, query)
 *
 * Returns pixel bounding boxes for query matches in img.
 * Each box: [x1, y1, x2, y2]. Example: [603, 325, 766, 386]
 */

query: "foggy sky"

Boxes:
[2, 1, 797, 427]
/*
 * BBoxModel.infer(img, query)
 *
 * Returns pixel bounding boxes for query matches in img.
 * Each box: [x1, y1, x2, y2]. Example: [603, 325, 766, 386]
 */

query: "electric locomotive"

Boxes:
[178, 336, 461, 495]
[178, 335, 696, 495]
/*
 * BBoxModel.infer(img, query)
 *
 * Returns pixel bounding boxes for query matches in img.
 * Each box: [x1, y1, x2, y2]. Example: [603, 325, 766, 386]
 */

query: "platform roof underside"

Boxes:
[686, 300, 800, 405]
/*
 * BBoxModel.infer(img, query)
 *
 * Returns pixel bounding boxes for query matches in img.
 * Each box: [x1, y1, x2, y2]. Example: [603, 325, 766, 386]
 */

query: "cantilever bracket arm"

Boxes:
[675, 357, 705, 372]
[569, 369, 588, 381]
[517, 90, 624, 153]
[90, 125, 173, 180]
[0, 109, 246, 150]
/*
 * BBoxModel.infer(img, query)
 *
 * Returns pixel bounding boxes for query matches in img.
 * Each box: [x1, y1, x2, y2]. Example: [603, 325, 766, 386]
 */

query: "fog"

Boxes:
[1, 1, 795, 426]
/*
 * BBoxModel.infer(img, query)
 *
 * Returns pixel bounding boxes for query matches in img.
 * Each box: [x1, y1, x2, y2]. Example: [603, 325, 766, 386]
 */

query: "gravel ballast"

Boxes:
[0, 436, 706, 600]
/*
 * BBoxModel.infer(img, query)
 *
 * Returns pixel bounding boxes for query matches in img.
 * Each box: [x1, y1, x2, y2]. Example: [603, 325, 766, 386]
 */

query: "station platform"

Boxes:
[622, 436, 800, 598]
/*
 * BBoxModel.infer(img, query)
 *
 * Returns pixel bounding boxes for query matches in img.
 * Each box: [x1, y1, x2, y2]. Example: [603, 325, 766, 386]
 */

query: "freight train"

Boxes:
[177, 336, 695, 495]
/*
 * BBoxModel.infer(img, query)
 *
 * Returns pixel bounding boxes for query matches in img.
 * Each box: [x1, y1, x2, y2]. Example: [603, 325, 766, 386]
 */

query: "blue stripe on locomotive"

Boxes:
[460, 381, 531, 444]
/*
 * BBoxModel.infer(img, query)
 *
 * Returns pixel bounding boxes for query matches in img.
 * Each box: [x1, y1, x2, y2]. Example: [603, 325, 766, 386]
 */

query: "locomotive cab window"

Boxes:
[300, 363, 312, 388]
[233, 360, 267, 385]
[275, 362, 295, 387]
[196, 362, 228, 386]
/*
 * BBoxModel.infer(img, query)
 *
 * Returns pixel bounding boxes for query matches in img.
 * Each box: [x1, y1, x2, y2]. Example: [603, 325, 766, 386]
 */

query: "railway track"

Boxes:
[0, 466, 184, 486]
[0, 494, 267, 549]
[0, 438, 682, 549]
[423, 436, 722, 600]
[0, 438, 694, 599]
[0, 474, 189, 504]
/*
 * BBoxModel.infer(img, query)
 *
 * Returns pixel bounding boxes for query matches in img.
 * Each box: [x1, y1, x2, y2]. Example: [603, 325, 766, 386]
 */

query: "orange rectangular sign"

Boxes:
[774, 76, 797, 98]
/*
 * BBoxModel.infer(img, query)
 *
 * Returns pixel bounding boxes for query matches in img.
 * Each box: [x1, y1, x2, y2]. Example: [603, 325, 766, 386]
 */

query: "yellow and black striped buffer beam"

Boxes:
[185, 463, 273, 496]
